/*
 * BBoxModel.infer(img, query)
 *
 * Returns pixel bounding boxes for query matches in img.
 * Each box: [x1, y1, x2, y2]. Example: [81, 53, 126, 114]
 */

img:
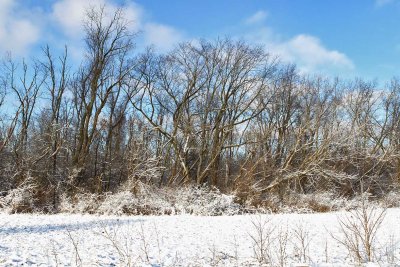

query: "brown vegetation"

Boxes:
[0, 6, 399, 213]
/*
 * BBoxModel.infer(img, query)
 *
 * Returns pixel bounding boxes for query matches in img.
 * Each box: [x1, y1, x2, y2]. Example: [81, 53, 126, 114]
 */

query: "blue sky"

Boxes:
[1, 0, 400, 81]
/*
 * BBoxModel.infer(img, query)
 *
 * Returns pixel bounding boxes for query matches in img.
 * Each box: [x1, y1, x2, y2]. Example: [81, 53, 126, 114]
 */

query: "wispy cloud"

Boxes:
[243, 17, 354, 75]
[144, 23, 184, 52]
[1, 0, 352, 77]
[375, 0, 395, 6]
[51, 0, 89, 38]
[0, 0, 185, 60]
[0, 0, 41, 56]
[50, 0, 186, 58]
[245, 10, 268, 25]
[51, 0, 143, 39]
[50, 0, 144, 60]
[277, 34, 354, 72]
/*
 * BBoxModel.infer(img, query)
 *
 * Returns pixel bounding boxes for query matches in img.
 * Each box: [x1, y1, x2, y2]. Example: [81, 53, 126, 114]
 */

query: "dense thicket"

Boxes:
[1, 7, 399, 212]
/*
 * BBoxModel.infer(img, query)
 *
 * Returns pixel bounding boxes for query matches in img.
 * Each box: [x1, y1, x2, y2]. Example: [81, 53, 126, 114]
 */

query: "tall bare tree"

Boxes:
[71, 6, 135, 185]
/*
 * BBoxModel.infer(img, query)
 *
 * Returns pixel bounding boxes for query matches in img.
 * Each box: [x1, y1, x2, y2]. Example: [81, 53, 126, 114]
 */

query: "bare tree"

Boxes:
[71, 6, 136, 187]
[129, 39, 277, 187]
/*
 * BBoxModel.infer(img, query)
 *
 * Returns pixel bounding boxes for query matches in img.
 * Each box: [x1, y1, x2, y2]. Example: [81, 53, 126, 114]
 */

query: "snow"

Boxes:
[0, 209, 399, 266]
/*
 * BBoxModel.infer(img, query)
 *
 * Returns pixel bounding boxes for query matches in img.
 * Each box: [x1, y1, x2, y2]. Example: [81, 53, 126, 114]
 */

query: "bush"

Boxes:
[57, 182, 246, 216]
[0, 175, 38, 213]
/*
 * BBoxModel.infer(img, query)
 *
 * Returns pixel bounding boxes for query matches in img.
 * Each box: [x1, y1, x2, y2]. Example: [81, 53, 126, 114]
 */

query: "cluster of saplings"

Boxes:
[0, 6, 399, 213]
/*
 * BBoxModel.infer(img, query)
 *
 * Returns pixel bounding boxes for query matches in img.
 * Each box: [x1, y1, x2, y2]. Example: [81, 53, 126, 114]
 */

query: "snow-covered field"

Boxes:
[0, 209, 399, 266]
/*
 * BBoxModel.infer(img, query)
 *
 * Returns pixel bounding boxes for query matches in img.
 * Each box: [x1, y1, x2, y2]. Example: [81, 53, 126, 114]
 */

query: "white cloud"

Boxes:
[245, 26, 354, 75]
[241, 10, 355, 75]
[144, 23, 184, 52]
[51, 0, 143, 39]
[51, 0, 90, 38]
[51, 0, 185, 55]
[123, 2, 143, 31]
[0, 0, 13, 15]
[50, 0, 144, 60]
[375, 0, 394, 6]
[0, 0, 183, 58]
[245, 10, 268, 25]
[0, 0, 41, 55]
[278, 34, 354, 72]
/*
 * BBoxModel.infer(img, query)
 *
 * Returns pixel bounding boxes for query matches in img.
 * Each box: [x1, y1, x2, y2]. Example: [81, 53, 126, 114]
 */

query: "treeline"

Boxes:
[0, 7, 399, 211]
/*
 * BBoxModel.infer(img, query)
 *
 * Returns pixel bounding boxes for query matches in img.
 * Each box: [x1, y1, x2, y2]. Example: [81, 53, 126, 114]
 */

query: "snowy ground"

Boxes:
[0, 209, 399, 266]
